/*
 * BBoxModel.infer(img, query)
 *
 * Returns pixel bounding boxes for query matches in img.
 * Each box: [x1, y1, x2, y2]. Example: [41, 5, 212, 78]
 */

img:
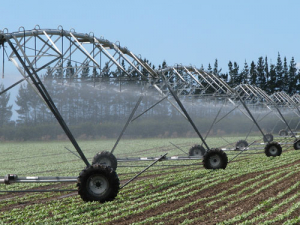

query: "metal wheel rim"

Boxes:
[266, 136, 272, 142]
[209, 154, 221, 168]
[269, 146, 278, 156]
[98, 157, 111, 167]
[296, 141, 300, 149]
[87, 175, 109, 196]
[237, 143, 246, 149]
[193, 148, 203, 156]
[280, 131, 287, 136]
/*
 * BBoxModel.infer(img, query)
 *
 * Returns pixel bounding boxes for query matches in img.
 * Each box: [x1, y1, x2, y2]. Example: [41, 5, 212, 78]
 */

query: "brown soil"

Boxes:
[106, 158, 300, 225]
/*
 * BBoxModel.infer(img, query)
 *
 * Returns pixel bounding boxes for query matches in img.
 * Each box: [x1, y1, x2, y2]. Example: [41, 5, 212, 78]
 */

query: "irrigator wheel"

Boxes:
[279, 129, 288, 136]
[77, 164, 120, 202]
[189, 145, 206, 157]
[293, 139, 300, 150]
[263, 133, 274, 143]
[203, 148, 228, 169]
[264, 142, 282, 157]
[235, 140, 249, 150]
[92, 151, 118, 171]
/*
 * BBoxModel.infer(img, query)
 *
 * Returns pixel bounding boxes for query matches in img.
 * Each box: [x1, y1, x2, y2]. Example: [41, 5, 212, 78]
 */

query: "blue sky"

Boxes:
[1, 0, 300, 92]
[1, 0, 300, 73]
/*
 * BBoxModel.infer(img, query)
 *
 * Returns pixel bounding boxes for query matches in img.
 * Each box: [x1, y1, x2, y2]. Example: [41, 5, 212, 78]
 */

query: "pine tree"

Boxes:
[275, 52, 283, 91]
[288, 57, 297, 94]
[65, 60, 75, 82]
[240, 60, 249, 84]
[228, 61, 239, 86]
[15, 83, 30, 124]
[264, 56, 270, 91]
[213, 59, 222, 77]
[283, 57, 289, 92]
[55, 63, 64, 83]
[81, 61, 90, 81]
[228, 61, 233, 85]
[249, 61, 257, 85]
[232, 62, 239, 85]
[27, 84, 42, 124]
[92, 66, 100, 82]
[219, 72, 228, 83]
[256, 57, 266, 89]
[200, 64, 204, 71]
[44, 66, 54, 81]
[102, 62, 111, 81]
[42, 66, 55, 122]
[0, 84, 12, 126]
[268, 64, 276, 94]
[207, 63, 212, 73]
[296, 69, 300, 93]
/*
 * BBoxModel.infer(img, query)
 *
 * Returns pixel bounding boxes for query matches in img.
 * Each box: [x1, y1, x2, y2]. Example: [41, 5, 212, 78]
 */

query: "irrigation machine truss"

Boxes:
[0, 26, 234, 202]
[233, 85, 300, 152]
[156, 66, 292, 157]
[1, 26, 297, 202]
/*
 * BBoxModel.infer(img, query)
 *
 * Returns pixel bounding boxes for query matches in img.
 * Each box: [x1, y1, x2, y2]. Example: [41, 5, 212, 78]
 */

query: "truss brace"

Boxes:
[6, 38, 90, 167]
[167, 85, 210, 150]
[120, 153, 168, 189]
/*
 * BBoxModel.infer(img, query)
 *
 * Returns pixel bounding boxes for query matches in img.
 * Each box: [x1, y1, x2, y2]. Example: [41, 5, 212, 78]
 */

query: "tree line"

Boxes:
[0, 53, 299, 140]
[207, 53, 299, 94]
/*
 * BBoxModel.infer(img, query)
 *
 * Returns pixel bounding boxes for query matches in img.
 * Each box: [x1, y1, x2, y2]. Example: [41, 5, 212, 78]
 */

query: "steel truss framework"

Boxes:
[271, 92, 300, 134]
[0, 27, 230, 200]
[160, 66, 299, 152]
[234, 85, 299, 145]
[157, 66, 277, 143]
[0, 26, 294, 201]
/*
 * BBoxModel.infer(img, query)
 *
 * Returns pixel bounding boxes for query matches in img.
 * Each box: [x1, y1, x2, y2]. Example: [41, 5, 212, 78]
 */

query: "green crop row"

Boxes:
[0, 138, 300, 224]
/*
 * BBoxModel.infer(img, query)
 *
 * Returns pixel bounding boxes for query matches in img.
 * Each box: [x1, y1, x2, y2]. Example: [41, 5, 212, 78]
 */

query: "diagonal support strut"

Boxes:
[6, 38, 90, 167]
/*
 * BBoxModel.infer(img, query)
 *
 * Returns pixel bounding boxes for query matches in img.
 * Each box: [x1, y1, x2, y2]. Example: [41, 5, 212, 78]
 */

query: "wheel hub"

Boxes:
[95, 181, 101, 188]
[88, 175, 109, 195]
[209, 155, 221, 168]
[269, 146, 278, 156]
[238, 143, 245, 148]
[194, 149, 201, 156]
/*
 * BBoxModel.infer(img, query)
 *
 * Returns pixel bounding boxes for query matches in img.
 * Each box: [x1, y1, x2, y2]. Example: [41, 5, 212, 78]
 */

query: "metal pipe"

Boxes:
[131, 95, 168, 122]
[0, 77, 27, 95]
[6, 38, 90, 167]
[236, 93, 268, 143]
[167, 85, 210, 150]
[169, 142, 189, 155]
[120, 153, 168, 189]
[111, 95, 143, 154]
[0, 175, 77, 184]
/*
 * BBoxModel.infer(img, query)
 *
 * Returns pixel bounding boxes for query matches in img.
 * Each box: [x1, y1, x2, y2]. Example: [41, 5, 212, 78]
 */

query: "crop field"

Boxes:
[0, 135, 300, 224]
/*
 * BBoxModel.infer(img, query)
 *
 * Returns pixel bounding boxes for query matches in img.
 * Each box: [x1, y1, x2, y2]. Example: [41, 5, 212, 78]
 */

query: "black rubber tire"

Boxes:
[77, 164, 120, 202]
[279, 129, 288, 136]
[203, 148, 228, 169]
[264, 142, 282, 157]
[293, 139, 300, 150]
[92, 151, 118, 171]
[263, 133, 274, 142]
[235, 140, 249, 150]
[189, 145, 206, 157]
